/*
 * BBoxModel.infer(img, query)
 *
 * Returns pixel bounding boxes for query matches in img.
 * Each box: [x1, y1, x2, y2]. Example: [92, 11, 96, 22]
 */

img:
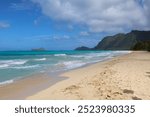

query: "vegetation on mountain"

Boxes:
[75, 30, 150, 51]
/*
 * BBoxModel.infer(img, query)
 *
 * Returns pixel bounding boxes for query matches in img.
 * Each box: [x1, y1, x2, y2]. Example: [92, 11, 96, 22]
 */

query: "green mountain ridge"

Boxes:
[75, 30, 150, 51]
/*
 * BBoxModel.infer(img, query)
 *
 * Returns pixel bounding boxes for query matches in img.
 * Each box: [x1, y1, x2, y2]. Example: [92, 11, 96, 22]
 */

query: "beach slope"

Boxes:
[27, 51, 150, 100]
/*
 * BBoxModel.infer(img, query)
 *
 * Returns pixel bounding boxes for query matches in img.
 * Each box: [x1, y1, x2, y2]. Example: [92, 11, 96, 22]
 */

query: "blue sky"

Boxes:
[0, 0, 149, 50]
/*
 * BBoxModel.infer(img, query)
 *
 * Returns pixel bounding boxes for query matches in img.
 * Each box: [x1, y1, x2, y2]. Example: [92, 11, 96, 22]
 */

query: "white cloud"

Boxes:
[53, 35, 70, 40]
[25, 34, 70, 41]
[63, 35, 70, 39]
[10, 0, 34, 11]
[80, 31, 89, 36]
[32, 0, 150, 32]
[0, 22, 10, 29]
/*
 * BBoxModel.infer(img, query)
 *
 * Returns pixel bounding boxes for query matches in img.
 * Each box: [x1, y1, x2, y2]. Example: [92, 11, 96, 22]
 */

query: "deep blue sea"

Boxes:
[0, 50, 130, 85]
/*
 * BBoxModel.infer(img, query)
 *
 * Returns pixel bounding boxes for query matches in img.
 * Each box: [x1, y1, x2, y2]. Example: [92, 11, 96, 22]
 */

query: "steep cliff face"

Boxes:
[75, 30, 150, 50]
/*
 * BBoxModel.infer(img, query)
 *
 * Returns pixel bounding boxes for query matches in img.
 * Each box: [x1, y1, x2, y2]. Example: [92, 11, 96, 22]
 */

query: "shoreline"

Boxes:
[1, 51, 150, 100]
[27, 51, 150, 100]
[0, 51, 129, 99]
[0, 72, 67, 100]
[0, 51, 128, 87]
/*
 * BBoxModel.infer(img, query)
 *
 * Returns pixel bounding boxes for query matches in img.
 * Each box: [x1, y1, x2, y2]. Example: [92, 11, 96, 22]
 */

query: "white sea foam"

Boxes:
[0, 51, 131, 82]
[10, 60, 27, 65]
[0, 64, 9, 68]
[0, 79, 14, 86]
[88, 52, 111, 57]
[57, 61, 86, 70]
[0, 60, 27, 65]
[70, 55, 85, 58]
[0, 60, 27, 64]
[54, 54, 67, 57]
[0, 60, 28, 69]
[34, 58, 47, 61]
[71, 53, 110, 59]
[11, 65, 40, 69]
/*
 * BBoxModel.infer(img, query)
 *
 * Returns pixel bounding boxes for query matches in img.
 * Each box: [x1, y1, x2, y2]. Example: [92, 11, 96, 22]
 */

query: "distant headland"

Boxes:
[31, 48, 46, 51]
[75, 30, 150, 51]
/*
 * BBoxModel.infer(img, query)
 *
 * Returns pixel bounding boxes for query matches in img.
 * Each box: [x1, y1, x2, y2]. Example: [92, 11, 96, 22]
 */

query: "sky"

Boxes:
[0, 0, 150, 50]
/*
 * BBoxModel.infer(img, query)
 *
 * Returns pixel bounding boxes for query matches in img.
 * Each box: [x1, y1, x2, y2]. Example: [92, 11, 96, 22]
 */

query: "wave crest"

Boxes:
[56, 61, 86, 70]
[54, 54, 67, 57]
[34, 58, 47, 61]
[0, 80, 14, 86]
[0, 60, 28, 69]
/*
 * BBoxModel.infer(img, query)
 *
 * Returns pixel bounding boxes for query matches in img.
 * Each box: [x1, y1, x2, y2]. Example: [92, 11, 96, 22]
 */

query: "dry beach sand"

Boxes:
[27, 51, 150, 100]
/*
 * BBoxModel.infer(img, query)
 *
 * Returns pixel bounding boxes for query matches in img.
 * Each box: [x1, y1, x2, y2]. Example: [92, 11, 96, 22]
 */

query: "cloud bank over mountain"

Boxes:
[32, 0, 150, 32]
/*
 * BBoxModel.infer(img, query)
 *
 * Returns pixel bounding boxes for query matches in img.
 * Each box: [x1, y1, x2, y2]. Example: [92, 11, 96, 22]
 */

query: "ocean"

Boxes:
[0, 50, 130, 85]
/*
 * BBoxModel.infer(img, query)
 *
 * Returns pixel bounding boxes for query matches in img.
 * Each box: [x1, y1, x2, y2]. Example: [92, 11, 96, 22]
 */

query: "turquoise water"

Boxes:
[0, 50, 130, 85]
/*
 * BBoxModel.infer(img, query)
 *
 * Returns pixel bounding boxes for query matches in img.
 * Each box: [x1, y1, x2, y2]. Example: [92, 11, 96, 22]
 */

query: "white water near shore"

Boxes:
[0, 51, 131, 85]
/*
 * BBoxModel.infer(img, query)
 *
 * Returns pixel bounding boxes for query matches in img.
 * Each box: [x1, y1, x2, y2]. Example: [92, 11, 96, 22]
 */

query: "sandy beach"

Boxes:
[26, 51, 150, 100]
[0, 51, 150, 100]
[0, 73, 66, 99]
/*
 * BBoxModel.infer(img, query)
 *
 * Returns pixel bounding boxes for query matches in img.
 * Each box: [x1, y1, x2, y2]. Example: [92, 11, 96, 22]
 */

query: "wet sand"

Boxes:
[0, 73, 66, 99]
[1, 51, 150, 100]
[26, 51, 150, 100]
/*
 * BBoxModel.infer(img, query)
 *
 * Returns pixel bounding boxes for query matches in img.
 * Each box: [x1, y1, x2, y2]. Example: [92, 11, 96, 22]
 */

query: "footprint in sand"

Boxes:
[123, 89, 134, 94]
[132, 96, 142, 100]
[113, 92, 123, 95]
[65, 85, 80, 91]
[63, 85, 83, 99]
[146, 72, 150, 78]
